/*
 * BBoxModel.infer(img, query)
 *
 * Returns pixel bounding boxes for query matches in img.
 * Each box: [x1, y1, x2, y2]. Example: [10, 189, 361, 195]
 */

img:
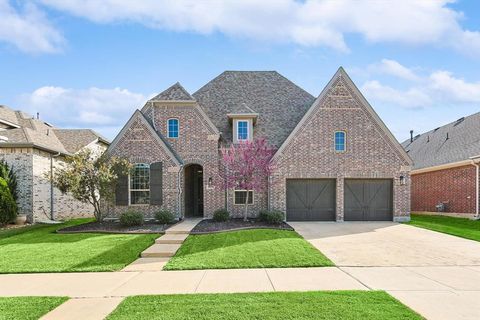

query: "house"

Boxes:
[106, 68, 412, 222]
[402, 112, 480, 216]
[0, 105, 109, 222]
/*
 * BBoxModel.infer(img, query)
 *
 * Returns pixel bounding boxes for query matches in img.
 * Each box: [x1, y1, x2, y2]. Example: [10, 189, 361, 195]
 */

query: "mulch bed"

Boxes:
[190, 219, 294, 234]
[57, 220, 175, 234]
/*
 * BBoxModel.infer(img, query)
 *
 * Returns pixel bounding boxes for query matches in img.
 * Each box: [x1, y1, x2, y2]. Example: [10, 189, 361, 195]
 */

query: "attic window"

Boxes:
[167, 118, 179, 138]
[234, 119, 252, 142]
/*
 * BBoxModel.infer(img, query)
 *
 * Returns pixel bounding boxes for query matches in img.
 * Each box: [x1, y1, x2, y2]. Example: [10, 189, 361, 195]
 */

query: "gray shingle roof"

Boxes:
[0, 104, 109, 154]
[402, 111, 480, 169]
[54, 129, 109, 153]
[192, 71, 315, 147]
[150, 82, 195, 101]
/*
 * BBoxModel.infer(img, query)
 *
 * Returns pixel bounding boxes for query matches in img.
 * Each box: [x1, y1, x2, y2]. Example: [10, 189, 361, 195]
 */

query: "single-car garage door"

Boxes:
[344, 179, 393, 221]
[286, 179, 336, 221]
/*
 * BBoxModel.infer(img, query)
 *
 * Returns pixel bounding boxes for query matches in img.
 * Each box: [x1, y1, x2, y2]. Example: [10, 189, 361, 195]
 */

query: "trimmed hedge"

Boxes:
[258, 210, 284, 224]
[155, 210, 175, 224]
[213, 209, 230, 222]
[119, 210, 144, 227]
[0, 177, 17, 225]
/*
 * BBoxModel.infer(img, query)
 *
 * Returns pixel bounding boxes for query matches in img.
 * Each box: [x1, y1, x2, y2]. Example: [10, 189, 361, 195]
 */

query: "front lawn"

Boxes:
[107, 291, 422, 320]
[164, 229, 333, 270]
[0, 219, 158, 273]
[408, 213, 480, 242]
[0, 297, 68, 320]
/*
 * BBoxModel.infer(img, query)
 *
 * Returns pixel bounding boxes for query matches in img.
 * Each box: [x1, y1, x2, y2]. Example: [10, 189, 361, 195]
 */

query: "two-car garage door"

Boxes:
[286, 179, 393, 221]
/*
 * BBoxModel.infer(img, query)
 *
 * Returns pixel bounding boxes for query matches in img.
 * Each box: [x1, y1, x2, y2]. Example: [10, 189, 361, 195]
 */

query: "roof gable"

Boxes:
[193, 71, 315, 147]
[150, 82, 195, 102]
[106, 110, 182, 165]
[273, 67, 412, 165]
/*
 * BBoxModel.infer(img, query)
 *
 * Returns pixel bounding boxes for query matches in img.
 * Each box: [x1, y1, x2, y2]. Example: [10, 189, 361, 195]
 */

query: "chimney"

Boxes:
[36, 112, 39, 119]
[410, 130, 414, 142]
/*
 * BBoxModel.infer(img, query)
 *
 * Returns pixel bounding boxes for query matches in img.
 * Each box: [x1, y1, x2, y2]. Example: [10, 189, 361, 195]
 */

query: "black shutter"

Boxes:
[150, 162, 163, 205]
[115, 174, 129, 206]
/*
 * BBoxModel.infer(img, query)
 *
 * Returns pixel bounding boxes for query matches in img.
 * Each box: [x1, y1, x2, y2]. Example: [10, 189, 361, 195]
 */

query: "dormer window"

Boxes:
[237, 120, 249, 141]
[228, 113, 257, 143]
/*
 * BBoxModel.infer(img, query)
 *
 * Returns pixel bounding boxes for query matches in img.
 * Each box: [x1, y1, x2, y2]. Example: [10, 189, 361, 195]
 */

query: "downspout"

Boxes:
[470, 155, 480, 219]
[177, 164, 184, 220]
[50, 152, 61, 221]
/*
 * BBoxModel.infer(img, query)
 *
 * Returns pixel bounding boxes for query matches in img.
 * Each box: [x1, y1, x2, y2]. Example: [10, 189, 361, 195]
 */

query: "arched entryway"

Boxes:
[184, 164, 204, 217]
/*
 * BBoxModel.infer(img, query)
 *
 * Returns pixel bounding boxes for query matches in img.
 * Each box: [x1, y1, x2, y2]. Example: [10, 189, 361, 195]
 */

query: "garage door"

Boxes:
[286, 179, 336, 221]
[344, 179, 393, 221]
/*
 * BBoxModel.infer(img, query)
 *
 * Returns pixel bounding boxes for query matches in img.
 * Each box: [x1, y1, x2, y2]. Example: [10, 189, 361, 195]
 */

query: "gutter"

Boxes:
[50, 152, 61, 221]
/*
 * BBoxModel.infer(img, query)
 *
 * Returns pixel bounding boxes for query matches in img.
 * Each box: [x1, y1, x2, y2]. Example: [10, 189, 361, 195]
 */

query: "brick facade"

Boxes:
[411, 165, 477, 214]
[270, 74, 411, 222]
[108, 69, 411, 221]
[0, 143, 107, 222]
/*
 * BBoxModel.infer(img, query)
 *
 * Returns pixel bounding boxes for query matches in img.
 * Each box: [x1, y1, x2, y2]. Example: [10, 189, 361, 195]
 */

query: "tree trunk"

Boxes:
[244, 191, 249, 221]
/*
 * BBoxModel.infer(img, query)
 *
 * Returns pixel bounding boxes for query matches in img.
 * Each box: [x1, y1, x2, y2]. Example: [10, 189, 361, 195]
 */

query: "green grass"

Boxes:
[0, 297, 68, 320]
[164, 229, 333, 270]
[408, 213, 480, 242]
[107, 291, 422, 320]
[0, 219, 158, 273]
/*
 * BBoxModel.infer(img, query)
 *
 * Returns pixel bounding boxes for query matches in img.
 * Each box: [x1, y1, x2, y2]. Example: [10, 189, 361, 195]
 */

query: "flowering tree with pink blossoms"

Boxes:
[219, 138, 275, 221]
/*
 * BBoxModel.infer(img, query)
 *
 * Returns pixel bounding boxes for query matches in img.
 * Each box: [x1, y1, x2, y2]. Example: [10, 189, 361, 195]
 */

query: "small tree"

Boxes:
[0, 160, 18, 201]
[51, 149, 131, 222]
[0, 177, 17, 225]
[219, 138, 275, 221]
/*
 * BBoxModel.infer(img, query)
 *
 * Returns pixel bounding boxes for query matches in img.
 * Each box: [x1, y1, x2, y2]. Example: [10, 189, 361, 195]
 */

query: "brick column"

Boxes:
[336, 176, 344, 221]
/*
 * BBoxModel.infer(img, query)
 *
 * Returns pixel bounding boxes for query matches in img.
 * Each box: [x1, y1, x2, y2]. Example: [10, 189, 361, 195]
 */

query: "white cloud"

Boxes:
[35, 0, 480, 55]
[369, 59, 420, 82]
[0, 0, 63, 53]
[361, 80, 432, 108]
[18, 86, 148, 138]
[361, 59, 480, 109]
[429, 71, 480, 103]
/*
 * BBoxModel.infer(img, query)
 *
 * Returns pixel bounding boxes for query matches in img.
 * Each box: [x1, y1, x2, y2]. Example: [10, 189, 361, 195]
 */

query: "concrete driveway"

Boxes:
[290, 221, 480, 266]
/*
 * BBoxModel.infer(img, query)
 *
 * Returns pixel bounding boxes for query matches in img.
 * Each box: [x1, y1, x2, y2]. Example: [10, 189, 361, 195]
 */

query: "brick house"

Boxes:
[402, 112, 480, 216]
[0, 105, 109, 222]
[107, 68, 412, 222]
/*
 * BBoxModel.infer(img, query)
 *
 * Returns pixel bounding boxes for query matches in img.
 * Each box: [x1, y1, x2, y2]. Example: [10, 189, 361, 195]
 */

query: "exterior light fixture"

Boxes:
[399, 175, 406, 185]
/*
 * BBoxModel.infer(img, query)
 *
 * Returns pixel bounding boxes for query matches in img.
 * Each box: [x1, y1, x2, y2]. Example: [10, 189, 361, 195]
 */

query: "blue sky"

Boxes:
[1, 0, 479, 142]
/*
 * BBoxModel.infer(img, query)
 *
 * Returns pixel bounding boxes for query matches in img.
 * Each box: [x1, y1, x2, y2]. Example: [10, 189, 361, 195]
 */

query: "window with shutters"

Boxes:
[130, 163, 150, 205]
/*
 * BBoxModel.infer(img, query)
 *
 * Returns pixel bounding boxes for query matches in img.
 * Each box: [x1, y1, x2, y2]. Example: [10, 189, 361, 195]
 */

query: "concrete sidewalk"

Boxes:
[2, 265, 480, 320]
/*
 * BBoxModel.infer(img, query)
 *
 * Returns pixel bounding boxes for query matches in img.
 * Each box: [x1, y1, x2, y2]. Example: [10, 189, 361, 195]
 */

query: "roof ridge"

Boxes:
[150, 82, 195, 101]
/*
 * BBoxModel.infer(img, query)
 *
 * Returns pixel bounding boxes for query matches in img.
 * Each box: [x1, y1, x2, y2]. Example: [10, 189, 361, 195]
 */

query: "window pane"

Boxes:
[130, 164, 150, 189]
[237, 121, 248, 140]
[168, 119, 179, 138]
[131, 191, 150, 205]
[335, 131, 345, 151]
[234, 191, 253, 204]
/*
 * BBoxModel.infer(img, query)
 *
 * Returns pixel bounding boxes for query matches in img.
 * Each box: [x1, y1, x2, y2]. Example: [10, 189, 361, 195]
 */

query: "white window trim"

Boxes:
[233, 190, 254, 205]
[167, 118, 179, 139]
[334, 130, 346, 153]
[236, 120, 249, 141]
[129, 163, 150, 206]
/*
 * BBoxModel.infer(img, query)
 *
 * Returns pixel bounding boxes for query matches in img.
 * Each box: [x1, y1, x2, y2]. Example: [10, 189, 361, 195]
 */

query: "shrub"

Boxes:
[0, 177, 17, 225]
[213, 209, 230, 222]
[155, 210, 175, 224]
[0, 160, 18, 201]
[258, 210, 284, 224]
[119, 210, 144, 227]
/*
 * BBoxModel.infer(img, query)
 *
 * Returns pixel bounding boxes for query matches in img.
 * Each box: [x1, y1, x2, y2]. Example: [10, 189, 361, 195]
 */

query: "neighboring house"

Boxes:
[402, 112, 480, 216]
[107, 68, 412, 222]
[0, 105, 109, 222]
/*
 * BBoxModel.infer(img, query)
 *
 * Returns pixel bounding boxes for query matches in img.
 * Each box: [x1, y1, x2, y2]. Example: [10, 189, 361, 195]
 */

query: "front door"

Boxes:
[184, 164, 204, 217]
